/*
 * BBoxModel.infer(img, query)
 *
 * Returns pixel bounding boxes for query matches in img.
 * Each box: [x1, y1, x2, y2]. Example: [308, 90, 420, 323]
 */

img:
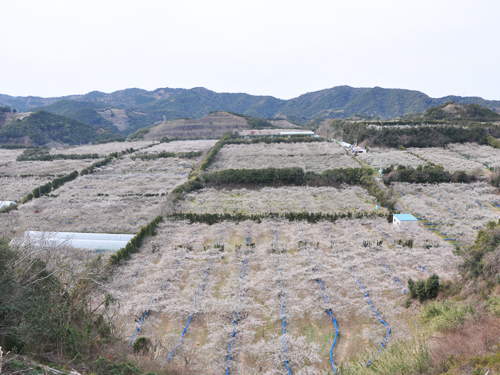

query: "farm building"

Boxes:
[351, 146, 367, 154]
[0, 201, 16, 210]
[393, 213, 418, 226]
[10, 231, 134, 251]
[338, 141, 351, 148]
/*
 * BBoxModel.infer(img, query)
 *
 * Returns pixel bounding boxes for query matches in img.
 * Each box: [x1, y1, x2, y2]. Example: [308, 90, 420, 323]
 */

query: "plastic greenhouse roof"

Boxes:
[10, 231, 134, 251]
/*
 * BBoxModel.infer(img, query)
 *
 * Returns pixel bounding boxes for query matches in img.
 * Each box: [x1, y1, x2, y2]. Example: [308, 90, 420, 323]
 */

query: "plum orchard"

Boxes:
[0, 158, 98, 176]
[447, 142, 500, 169]
[104, 218, 459, 373]
[0, 176, 53, 201]
[48, 140, 154, 156]
[395, 182, 500, 245]
[179, 186, 377, 215]
[145, 140, 217, 154]
[408, 147, 487, 174]
[208, 142, 360, 173]
[9, 155, 194, 234]
[358, 148, 427, 169]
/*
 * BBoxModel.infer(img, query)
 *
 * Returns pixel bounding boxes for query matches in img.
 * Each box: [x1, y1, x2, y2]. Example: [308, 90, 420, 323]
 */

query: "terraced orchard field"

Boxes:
[107, 218, 458, 374]
[178, 186, 378, 214]
[3, 138, 495, 374]
[208, 142, 361, 172]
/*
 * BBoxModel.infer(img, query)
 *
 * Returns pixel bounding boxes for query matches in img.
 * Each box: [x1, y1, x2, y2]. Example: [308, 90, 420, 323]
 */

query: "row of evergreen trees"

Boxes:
[108, 216, 163, 266]
[166, 211, 388, 225]
[203, 167, 373, 186]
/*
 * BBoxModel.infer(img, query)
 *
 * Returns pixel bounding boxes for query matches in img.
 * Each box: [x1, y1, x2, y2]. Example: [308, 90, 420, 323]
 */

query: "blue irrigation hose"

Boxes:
[350, 268, 391, 366]
[129, 261, 179, 345]
[377, 258, 407, 294]
[299, 226, 338, 374]
[165, 260, 212, 364]
[225, 227, 250, 374]
[277, 257, 292, 375]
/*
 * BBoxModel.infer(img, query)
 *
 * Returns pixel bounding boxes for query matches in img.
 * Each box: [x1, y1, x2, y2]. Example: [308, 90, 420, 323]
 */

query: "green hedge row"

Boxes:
[200, 132, 235, 171]
[166, 211, 387, 225]
[203, 167, 373, 186]
[108, 216, 163, 266]
[18, 170, 79, 205]
[131, 150, 202, 161]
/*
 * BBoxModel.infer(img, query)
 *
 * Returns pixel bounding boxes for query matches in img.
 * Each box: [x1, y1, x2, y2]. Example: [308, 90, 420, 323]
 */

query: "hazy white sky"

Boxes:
[1, 0, 499, 100]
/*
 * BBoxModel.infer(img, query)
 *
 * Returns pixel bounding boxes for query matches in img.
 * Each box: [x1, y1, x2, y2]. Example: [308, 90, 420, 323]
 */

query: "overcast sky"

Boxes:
[1, 0, 499, 100]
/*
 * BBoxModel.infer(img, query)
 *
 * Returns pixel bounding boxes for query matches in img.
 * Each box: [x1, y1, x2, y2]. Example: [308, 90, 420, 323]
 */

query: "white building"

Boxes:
[393, 214, 418, 226]
[351, 146, 367, 154]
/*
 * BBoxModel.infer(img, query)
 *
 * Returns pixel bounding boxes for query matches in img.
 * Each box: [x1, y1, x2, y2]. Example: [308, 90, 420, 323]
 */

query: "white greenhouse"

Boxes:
[0, 201, 16, 210]
[10, 231, 135, 251]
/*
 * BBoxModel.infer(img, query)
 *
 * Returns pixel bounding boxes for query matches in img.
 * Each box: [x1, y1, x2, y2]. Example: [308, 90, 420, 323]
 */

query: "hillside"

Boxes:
[0, 110, 120, 146]
[1, 86, 500, 134]
[424, 101, 500, 121]
[137, 111, 253, 140]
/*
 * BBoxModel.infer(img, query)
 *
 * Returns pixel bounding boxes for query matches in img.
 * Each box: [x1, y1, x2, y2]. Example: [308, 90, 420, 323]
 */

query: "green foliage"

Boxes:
[167, 210, 387, 225]
[415, 280, 427, 303]
[461, 219, 500, 281]
[425, 274, 440, 299]
[108, 216, 163, 266]
[131, 150, 202, 160]
[0, 110, 120, 146]
[407, 274, 440, 302]
[132, 337, 152, 354]
[200, 132, 236, 170]
[30, 100, 119, 132]
[487, 134, 500, 149]
[204, 167, 305, 185]
[407, 279, 417, 299]
[420, 300, 476, 332]
[382, 164, 476, 185]
[204, 167, 372, 186]
[16, 147, 99, 161]
[0, 240, 111, 361]
[171, 178, 204, 196]
[331, 120, 500, 148]
[91, 356, 156, 375]
[338, 339, 430, 375]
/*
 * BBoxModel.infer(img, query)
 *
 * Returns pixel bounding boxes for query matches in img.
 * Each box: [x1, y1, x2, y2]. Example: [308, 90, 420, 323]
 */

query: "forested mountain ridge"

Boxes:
[1, 86, 500, 134]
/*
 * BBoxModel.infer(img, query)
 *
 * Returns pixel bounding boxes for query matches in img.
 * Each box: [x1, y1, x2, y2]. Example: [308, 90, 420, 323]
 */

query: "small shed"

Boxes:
[393, 214, 418, 226]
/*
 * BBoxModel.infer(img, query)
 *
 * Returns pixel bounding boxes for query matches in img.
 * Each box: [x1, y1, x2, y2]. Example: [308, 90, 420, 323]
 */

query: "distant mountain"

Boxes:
[1, 86, 499, 134]
[0, 111, 121, 146]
